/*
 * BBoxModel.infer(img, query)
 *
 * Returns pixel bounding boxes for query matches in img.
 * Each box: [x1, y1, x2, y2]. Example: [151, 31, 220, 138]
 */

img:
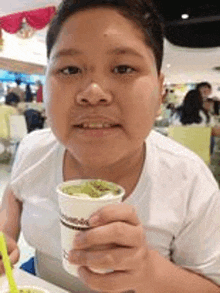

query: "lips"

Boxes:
[73, 115, 121, 129]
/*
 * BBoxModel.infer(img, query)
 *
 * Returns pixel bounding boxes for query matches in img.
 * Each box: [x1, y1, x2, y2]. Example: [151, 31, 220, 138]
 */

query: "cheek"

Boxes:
[44, 79, 71, 133]
[123, 78, 160, 127]
[45, 78, 70, 114]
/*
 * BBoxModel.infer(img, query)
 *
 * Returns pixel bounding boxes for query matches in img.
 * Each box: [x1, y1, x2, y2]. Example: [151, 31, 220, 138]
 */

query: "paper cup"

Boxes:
[2, 286, 49, 292]
[56, 179, 125, 277]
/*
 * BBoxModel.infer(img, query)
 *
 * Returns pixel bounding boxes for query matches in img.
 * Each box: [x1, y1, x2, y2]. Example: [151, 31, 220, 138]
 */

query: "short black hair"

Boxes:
[196, 82, 212, 90]
[15, 79, 22, 86]
[46, 0, 164, 73]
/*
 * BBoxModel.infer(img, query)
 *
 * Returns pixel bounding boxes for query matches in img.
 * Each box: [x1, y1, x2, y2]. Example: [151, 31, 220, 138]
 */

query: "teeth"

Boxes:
[87, 122, 111, 128]
[83, 122, 112, 128]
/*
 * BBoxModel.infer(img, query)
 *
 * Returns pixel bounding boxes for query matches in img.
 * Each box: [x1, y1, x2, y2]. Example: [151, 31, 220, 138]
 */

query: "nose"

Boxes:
[76, 83, 112, 106]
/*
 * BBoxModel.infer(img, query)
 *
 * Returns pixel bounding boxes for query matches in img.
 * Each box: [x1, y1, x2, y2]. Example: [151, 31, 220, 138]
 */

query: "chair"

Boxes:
[9, 115, 28, 144]
[0, 114, 28, 167]
[0, 106, 20, 163]
[24, 109, 45, 133]
[168, 126, 212, 165]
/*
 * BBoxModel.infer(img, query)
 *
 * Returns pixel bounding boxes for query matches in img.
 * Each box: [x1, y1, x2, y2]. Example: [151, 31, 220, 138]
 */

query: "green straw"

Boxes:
[0, 232, 19, 293]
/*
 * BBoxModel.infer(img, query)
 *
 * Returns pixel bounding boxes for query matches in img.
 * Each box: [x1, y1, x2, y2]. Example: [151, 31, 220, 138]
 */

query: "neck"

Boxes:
[64, 143, 146, 198]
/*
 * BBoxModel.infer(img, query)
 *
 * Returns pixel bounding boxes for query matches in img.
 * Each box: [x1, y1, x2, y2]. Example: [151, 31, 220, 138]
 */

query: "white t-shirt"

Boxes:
[10, 128, 220, 292]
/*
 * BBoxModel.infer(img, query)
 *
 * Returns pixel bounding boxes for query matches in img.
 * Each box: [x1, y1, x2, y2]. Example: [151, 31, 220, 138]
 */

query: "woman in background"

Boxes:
[36, 81, 43, 103]
[170, 89, 220, 154]
[170, 89, 213, 126]
[25, 84, 33, 102]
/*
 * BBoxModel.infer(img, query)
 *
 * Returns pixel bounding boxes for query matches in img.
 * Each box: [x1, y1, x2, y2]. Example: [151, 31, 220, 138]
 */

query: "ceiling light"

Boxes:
[181, 14, 189, 19]
[166, 64, 171, 68]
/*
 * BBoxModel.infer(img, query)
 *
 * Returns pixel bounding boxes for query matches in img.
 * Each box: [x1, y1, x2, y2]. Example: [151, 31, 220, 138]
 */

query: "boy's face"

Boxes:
[44, 7, 164, 166]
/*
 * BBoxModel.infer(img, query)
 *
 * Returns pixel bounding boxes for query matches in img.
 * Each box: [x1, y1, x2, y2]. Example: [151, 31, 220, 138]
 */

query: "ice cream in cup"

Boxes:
[56, 179, 125, 276]
[2, 286, 49, 292]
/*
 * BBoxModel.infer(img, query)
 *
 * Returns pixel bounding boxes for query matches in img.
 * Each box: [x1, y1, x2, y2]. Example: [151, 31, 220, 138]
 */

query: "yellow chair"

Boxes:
[0, 105, 17, 139]
[168, 126, 212, 165]
[0, 106, 28, 165]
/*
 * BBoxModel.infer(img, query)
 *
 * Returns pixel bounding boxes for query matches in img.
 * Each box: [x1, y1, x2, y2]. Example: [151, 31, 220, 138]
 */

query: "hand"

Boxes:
[68, 203, 154, 293]
[0, 234, 20, 275]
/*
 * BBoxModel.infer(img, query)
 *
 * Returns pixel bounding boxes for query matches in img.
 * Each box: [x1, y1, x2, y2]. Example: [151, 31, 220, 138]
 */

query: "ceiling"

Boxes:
[0, 0, 220, 87]
[154, 1, 220, 48]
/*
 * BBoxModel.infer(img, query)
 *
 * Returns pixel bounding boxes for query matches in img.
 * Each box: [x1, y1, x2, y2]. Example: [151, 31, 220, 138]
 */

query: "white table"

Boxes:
[0, 268, 70, 292]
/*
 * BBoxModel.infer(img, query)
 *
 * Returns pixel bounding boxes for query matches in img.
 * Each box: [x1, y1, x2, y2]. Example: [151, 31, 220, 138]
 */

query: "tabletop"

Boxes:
[0, 268, 70, 292]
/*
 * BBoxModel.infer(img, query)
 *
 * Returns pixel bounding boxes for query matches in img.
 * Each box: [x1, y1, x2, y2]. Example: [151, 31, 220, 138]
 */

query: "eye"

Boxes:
[59, 66, 81, 75]
[114, 65, 135, 74]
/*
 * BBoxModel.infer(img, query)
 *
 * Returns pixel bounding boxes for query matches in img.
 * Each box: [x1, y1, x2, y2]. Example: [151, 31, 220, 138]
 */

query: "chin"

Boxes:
[75, 147, 124, 165]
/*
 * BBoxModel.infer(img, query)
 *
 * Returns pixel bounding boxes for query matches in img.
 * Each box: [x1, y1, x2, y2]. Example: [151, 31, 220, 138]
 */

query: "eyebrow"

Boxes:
[51, 49, 82, 60]
[107, 47, 145, 59]
[51, 46, 145, 60]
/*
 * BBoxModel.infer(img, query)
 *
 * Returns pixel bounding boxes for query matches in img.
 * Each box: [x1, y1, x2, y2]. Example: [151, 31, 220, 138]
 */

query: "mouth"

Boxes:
[74, 122, 121, 129]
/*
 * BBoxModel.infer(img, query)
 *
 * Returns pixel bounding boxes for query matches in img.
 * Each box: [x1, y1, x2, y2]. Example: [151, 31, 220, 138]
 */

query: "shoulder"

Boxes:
[18, 128, 57, 151]
[147, 130, 205, 163]
[146, 130, 218, 187]
[11, 128, 61, 181]
[145, 130, 219, 220]
[147, 130, 199, 160]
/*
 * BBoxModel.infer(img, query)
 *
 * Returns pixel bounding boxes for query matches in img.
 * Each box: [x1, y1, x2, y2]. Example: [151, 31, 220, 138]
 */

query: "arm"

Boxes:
[211, 126, 220, 136]
[140, 249, 220, 293]
[0, 184, 22, 241]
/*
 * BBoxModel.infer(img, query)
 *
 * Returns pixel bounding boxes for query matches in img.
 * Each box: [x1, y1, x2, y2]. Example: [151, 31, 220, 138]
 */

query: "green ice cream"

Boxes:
[61, 180, 121, 198]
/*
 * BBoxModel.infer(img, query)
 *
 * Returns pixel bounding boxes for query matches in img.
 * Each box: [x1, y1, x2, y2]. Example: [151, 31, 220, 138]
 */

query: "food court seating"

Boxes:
[168, 126, 212, 165]
[0, 114, 28, 165]
[9, 114, 28, 143]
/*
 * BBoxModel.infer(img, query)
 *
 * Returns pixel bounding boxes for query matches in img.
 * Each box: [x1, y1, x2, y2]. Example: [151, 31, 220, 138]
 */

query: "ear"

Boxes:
[156, 72, 165, 117]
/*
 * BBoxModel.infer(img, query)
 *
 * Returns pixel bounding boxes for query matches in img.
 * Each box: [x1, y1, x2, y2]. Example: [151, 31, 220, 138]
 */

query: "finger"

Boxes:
[9, 247, 20, 265]
[0, 258, 14, 275]
[89, 203, 140, 227]
[74, 222, 145, 249]
[78, 266, 135, 292]
[0, 261, 5, 275]
[69, 246, 146, 272]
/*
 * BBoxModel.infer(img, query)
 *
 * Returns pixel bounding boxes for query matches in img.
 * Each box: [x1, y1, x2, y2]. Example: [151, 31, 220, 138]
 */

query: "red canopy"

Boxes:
[0, 6, 56, 34]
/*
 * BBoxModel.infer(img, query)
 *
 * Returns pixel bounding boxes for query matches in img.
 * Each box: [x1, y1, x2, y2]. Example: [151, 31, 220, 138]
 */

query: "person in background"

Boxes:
[0, 96, 19, 140]
[213, 98, 220, 115]
[166, 89, 178, 108]
[24, 108, 45, 133]
[0, 82, 4, 97]
[11, 79, 25, 102]
[0, 0, 220, 292]
[203, 98, 214, 114]
[5, 91, 20, 107]
[196, 81, 212, 100]
[36, 80, 43, 103]
[25, 84, 33, 103]
[170, 89, 220, 154]
[170, 90, 212, 126]
[196, 81, 218, 114]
